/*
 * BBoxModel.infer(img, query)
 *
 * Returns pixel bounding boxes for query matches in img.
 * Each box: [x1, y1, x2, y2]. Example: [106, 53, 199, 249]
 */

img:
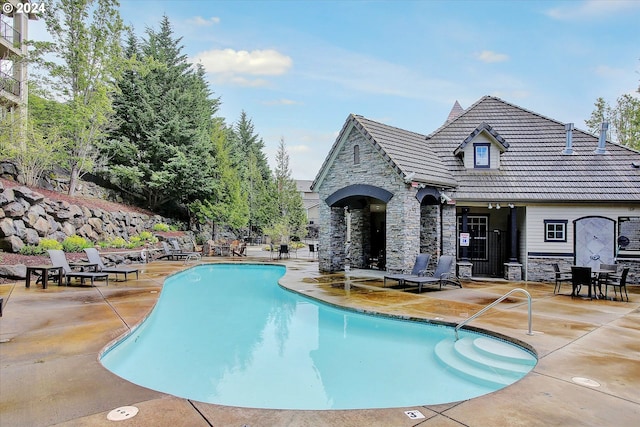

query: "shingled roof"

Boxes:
[313, 114, 458, 190]
[314, 96, 640, 203]
[429, 96, 640, 202]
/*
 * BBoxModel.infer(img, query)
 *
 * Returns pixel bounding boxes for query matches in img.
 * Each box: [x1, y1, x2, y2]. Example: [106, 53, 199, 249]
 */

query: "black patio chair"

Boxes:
[570, 266, 594, 299]
[553, 263, 572, 294]
[604, 267, 630, 302]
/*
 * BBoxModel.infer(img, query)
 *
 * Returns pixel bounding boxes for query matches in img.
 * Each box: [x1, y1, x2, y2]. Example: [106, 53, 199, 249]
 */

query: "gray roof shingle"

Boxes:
[314, 96, 640, 202]
[429, 96, 640, 202]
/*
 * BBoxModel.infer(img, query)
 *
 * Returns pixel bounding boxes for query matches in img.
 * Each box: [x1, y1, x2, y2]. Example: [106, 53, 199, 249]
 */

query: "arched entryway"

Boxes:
[322, 185, 393, 272]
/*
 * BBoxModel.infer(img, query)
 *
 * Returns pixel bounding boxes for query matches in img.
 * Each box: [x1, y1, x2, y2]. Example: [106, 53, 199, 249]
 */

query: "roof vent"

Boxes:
[562, 123, 574, 155]
[594, 122, 608, 155]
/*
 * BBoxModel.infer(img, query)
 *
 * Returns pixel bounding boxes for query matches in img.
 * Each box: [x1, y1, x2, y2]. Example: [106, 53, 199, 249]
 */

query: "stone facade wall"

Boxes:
[316, 126, 448, 273]
[420, 204, 439, 271]
[0, 183, 170, 253]
[527, 256, 640, 285]
[349, 208, 367, 268]
[317, 129, 411, 272]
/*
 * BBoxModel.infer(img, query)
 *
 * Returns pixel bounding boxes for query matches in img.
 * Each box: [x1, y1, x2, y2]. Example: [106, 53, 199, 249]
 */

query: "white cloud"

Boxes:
[474, 50, 509, 63]
[545, 0, 640, 20]
[289, 144, 311, 153]
[187, 16, 221, 26]
[193, 48, 292, 76]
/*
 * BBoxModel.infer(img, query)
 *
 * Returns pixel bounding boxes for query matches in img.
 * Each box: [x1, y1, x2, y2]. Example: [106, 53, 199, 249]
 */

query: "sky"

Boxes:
[30, 0, 640, 180]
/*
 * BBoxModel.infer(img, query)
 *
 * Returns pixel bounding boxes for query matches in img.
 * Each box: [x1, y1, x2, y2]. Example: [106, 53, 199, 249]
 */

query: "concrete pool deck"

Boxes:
[1, 248, 639, 426]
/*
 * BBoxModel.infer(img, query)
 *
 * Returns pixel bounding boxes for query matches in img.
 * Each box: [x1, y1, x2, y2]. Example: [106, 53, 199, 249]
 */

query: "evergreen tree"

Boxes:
[231, 111, 276, 237]
[189, 119, 248, 238]
[268, 138, 306, 242]
[103, 16, 219, 210]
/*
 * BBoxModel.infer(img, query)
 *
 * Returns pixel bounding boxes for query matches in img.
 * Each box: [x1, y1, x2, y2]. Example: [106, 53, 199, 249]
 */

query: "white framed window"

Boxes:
[474, 143, 490, 168]
[544, 220, 567, 242]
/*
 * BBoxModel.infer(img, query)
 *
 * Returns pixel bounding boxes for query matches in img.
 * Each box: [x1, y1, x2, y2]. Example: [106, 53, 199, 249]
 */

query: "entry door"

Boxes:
[574, 217, 615, 268]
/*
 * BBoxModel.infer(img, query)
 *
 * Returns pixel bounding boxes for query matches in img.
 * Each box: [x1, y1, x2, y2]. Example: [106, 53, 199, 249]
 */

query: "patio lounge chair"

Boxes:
[383, 253, 431, 287]
[47, 249, 109, 287]
[84, 248, 139, 281]
[170, 240, 201, 258]
[403, 255, 461, 293]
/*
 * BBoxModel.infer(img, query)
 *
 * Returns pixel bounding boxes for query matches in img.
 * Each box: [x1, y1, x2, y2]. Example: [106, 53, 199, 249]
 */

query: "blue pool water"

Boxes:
[101, 264, 535, 410]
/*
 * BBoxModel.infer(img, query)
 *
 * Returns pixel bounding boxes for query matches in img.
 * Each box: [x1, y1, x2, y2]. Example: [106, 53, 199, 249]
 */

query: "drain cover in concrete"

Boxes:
[572, 377, 600, 387]
[107, 406, 139, 421]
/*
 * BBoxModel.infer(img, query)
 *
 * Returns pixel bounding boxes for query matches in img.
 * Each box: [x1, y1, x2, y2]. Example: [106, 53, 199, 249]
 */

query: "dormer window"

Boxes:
[453, 122, 508, 170]
[474, 143, 490, 168]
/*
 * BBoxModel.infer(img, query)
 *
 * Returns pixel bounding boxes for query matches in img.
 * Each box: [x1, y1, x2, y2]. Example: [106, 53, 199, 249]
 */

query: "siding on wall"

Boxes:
[525, 204, 638, 255]
[461, 133, 502, 169]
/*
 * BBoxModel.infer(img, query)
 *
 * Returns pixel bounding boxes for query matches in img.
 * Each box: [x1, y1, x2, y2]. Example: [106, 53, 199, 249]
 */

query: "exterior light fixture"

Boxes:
[508, 203, 515, 208]
[488, 203, 493, 209]
[496, 203, 501, 209]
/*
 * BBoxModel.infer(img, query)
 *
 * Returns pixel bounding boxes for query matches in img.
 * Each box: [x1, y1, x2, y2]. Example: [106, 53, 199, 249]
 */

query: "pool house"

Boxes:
[311, 96, 640, 283]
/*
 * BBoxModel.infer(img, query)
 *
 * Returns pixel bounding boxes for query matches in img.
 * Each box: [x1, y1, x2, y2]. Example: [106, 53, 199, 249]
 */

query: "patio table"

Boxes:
[25, 265, 63, 289]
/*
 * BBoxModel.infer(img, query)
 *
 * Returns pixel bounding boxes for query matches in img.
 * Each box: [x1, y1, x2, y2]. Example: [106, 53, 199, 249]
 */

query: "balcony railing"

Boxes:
[0, 70, 20, 97]
[0, 18, 21, 46]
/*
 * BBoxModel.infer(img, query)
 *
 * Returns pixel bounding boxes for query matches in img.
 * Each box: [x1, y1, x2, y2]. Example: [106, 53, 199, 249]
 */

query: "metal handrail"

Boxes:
[455, 288, 533, 340]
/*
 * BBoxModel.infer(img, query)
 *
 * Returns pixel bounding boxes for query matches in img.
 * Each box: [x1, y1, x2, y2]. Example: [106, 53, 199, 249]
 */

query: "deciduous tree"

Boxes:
[31, 0, 125, 195]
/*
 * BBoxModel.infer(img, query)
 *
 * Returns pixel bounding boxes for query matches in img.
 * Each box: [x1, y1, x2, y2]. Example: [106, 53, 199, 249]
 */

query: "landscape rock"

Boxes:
[0, 184, 171, 253]
[0, 264, 26, 279]
[4, 201, 25, 218]
[0, 218, 15, 237]
[0, 236, 24, 252]
[12, 186, 45, 204]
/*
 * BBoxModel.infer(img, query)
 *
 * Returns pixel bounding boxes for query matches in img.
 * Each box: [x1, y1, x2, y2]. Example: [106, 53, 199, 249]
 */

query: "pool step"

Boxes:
[434, 337, 536, 388]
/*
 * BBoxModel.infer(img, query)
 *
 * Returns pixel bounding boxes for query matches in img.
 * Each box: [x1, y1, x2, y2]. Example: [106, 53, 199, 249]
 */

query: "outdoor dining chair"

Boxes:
[552, 263, 572, 294]
[570, 266, 595, 299]
[604, 267, 630, 302]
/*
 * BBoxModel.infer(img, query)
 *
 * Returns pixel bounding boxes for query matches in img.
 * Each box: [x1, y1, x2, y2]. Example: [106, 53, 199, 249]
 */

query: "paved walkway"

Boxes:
[1, 250, 639, 426]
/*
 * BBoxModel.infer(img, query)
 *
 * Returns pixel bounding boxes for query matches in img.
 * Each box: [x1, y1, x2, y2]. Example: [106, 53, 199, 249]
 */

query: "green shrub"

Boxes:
[61, 235, 93, 252]
[153, 223, 170, 232]
[39, 238, 63, 250]
[107, 236, 127, 248]
[20, 244, 46, 255]
[139, 231, 157, 243]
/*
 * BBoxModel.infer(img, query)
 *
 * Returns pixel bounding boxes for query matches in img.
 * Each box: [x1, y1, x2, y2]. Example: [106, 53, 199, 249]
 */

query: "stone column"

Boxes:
[350, 208, 366, 268]
[386, 193, 420, 272]
[319, 206, 347, 272]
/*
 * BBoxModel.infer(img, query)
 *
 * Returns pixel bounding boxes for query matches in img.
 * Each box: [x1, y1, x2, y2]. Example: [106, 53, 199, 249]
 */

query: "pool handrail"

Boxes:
[454, 288, 533, 340]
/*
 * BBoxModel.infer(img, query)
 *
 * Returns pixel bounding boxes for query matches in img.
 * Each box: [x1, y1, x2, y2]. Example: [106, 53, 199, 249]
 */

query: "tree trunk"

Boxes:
[68, 165, 80, 196]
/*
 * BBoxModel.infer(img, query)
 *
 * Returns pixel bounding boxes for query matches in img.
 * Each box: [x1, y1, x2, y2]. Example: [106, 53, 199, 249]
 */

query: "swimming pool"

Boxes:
[101, 264, 536, 410]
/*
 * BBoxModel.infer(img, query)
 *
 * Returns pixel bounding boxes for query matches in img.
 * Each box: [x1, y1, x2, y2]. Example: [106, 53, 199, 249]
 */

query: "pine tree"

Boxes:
[103, 16, 219, 210]
[268, 138, 306, 242]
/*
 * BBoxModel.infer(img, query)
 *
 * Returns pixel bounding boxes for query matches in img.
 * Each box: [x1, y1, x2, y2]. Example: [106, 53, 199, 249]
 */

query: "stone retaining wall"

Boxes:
[0, 181, 171, 253]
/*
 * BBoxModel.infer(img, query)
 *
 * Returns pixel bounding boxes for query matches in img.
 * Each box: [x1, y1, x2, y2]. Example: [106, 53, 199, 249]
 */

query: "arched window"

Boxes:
[354, 145, 360, 165]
